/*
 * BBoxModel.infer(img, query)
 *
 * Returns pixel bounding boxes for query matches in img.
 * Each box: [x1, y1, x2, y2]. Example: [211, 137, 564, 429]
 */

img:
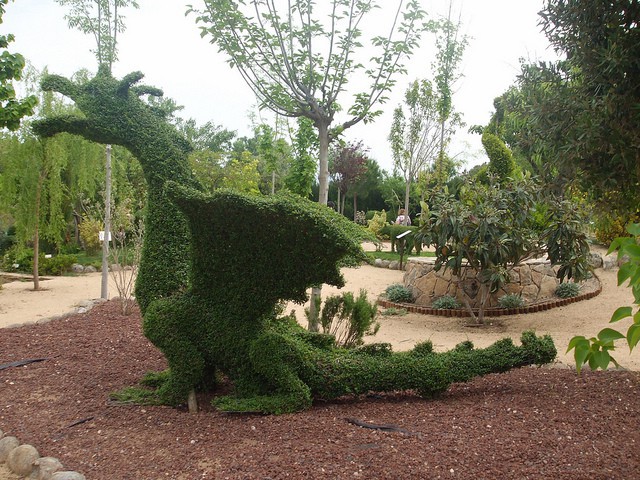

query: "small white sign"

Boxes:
[99, 231, 112, 242]
[396, 230, 412, 239]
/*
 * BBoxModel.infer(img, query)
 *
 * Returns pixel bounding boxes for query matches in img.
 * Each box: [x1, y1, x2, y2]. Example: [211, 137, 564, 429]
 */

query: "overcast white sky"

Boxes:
[4, 0, 557, 173]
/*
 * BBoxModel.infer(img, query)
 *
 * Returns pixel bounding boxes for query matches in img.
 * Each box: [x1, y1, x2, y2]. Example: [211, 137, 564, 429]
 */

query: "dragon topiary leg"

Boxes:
[213, 331, 313, 414]
[143, 296, 207, 406]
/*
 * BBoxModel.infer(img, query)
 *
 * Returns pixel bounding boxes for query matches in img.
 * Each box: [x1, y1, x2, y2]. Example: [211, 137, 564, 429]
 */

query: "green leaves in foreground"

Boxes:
[568, 222, 640, 372]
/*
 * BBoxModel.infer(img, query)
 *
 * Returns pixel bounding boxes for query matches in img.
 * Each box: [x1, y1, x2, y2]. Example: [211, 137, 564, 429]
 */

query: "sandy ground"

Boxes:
[2, 252, 638, 369]
[0, 272, 120, 329]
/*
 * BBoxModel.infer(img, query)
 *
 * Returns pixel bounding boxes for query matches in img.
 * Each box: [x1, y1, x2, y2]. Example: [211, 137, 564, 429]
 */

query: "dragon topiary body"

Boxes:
[33, 68, 557, 414]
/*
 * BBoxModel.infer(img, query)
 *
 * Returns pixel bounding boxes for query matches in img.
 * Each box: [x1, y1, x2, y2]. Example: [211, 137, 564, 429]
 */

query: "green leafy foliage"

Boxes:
[482, 131, 516, 183]
[502, 1, 640, 215]
[1, 246, 77, 275]
[432, 295, 461, 309]
[380, 224, 422, 254]
[555, 282, 581, 299]
[0, 0, 37, 130]
[313, 289, 379, 348]
[78, 218, 102, 255]
[568, 223, 640, 371]
[389, 79, 440, 215]
[497, 294, 525, 309]
[284, 117, 317, 198]
[55, 0, 140, 73]
[385, 283, 413, 303]
[418, 176, 590, 323]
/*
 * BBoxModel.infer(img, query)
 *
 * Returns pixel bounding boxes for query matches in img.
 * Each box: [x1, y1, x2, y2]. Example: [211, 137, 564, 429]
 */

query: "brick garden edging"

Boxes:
[378, 279, 602, 317]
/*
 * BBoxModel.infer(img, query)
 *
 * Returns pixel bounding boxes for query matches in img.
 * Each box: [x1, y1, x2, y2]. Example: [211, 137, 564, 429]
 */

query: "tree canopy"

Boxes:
[189, 0, 428, 205]
[389, 79, 440, 219]
[55, 0, 139, 72]
[505, 0, 640, 214]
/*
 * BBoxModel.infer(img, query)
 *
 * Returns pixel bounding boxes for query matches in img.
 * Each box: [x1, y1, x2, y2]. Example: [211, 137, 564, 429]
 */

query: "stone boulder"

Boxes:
[71, 263, 85, 274]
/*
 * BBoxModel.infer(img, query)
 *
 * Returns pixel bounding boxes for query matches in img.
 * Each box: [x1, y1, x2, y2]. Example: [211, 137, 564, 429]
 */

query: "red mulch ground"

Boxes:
[1, 301, 638, 479]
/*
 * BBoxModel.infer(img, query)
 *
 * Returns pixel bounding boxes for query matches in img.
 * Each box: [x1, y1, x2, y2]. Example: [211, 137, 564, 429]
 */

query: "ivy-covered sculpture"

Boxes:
[33, 68, 557, 414]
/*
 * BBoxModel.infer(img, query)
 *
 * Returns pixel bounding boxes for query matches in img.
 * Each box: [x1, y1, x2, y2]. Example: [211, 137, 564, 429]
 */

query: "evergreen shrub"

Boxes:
[498, 294, 525, 309]
[385, 283, 413, 303]
[432, 295, 461, 309]
[1, 247, 77, 275]
[316, 289, 379, 348]
[555, 282, 581, 298]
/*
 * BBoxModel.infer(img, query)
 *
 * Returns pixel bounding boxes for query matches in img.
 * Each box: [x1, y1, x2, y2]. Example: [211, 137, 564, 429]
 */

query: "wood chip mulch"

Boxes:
[1, 301, 638, 479]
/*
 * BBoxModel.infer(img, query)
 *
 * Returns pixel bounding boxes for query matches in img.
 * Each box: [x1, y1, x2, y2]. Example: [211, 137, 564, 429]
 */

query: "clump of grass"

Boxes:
[555, 282, 581, 298]
[498, 294, 525, 309]
[384, 284, 413, 303]
[432, 295, 461, 309]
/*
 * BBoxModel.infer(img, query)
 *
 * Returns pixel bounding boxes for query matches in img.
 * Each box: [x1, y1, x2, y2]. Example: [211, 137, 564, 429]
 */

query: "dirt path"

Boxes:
[1, 251, 637, 368]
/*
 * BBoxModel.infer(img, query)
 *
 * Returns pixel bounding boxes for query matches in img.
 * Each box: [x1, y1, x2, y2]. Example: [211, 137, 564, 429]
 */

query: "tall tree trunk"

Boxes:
[404, 178, 411, 225]
[353, 192, 358, 221]
[101, 144, 112, 299]
[309, 121, 330, 331]
[73, 210, 82, 246]
[437, 124, 446, 186]
[32, 171, 44, 291]
[271, 170, 275, 195]
[317, 122, 329, 205]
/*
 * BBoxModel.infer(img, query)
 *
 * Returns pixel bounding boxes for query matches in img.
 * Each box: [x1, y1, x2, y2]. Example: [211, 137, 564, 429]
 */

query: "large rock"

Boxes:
[31, 456, 64, 480]
[71, 263, 84, 274]
[0, 436, 20, 462]
[50, 472, 86, 480]
[588, 253, 603, 269]
[538, 276, 559, 300]
[7, 444, 39, 477]
[519, 266, 533, 286]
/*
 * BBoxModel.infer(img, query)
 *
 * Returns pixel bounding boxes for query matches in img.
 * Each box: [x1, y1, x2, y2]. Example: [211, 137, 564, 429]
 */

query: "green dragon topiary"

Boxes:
[33, 68, 557, 414]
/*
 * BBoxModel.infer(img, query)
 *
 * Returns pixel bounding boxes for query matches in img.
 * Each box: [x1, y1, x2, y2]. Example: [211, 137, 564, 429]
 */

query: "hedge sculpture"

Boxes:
[32, 65, 198, 314]
[33, 68, 557, 414]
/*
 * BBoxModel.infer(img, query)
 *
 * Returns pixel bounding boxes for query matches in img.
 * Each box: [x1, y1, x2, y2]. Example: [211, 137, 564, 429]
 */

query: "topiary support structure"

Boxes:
[32, 68, 557, 414]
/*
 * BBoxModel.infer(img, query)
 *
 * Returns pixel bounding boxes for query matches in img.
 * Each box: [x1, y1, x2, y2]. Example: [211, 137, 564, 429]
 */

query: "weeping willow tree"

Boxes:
[0, 67, 105, 289]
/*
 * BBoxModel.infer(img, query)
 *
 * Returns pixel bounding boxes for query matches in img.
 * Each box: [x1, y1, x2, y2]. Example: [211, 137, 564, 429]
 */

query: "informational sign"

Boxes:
[99, 231, 112, 242]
